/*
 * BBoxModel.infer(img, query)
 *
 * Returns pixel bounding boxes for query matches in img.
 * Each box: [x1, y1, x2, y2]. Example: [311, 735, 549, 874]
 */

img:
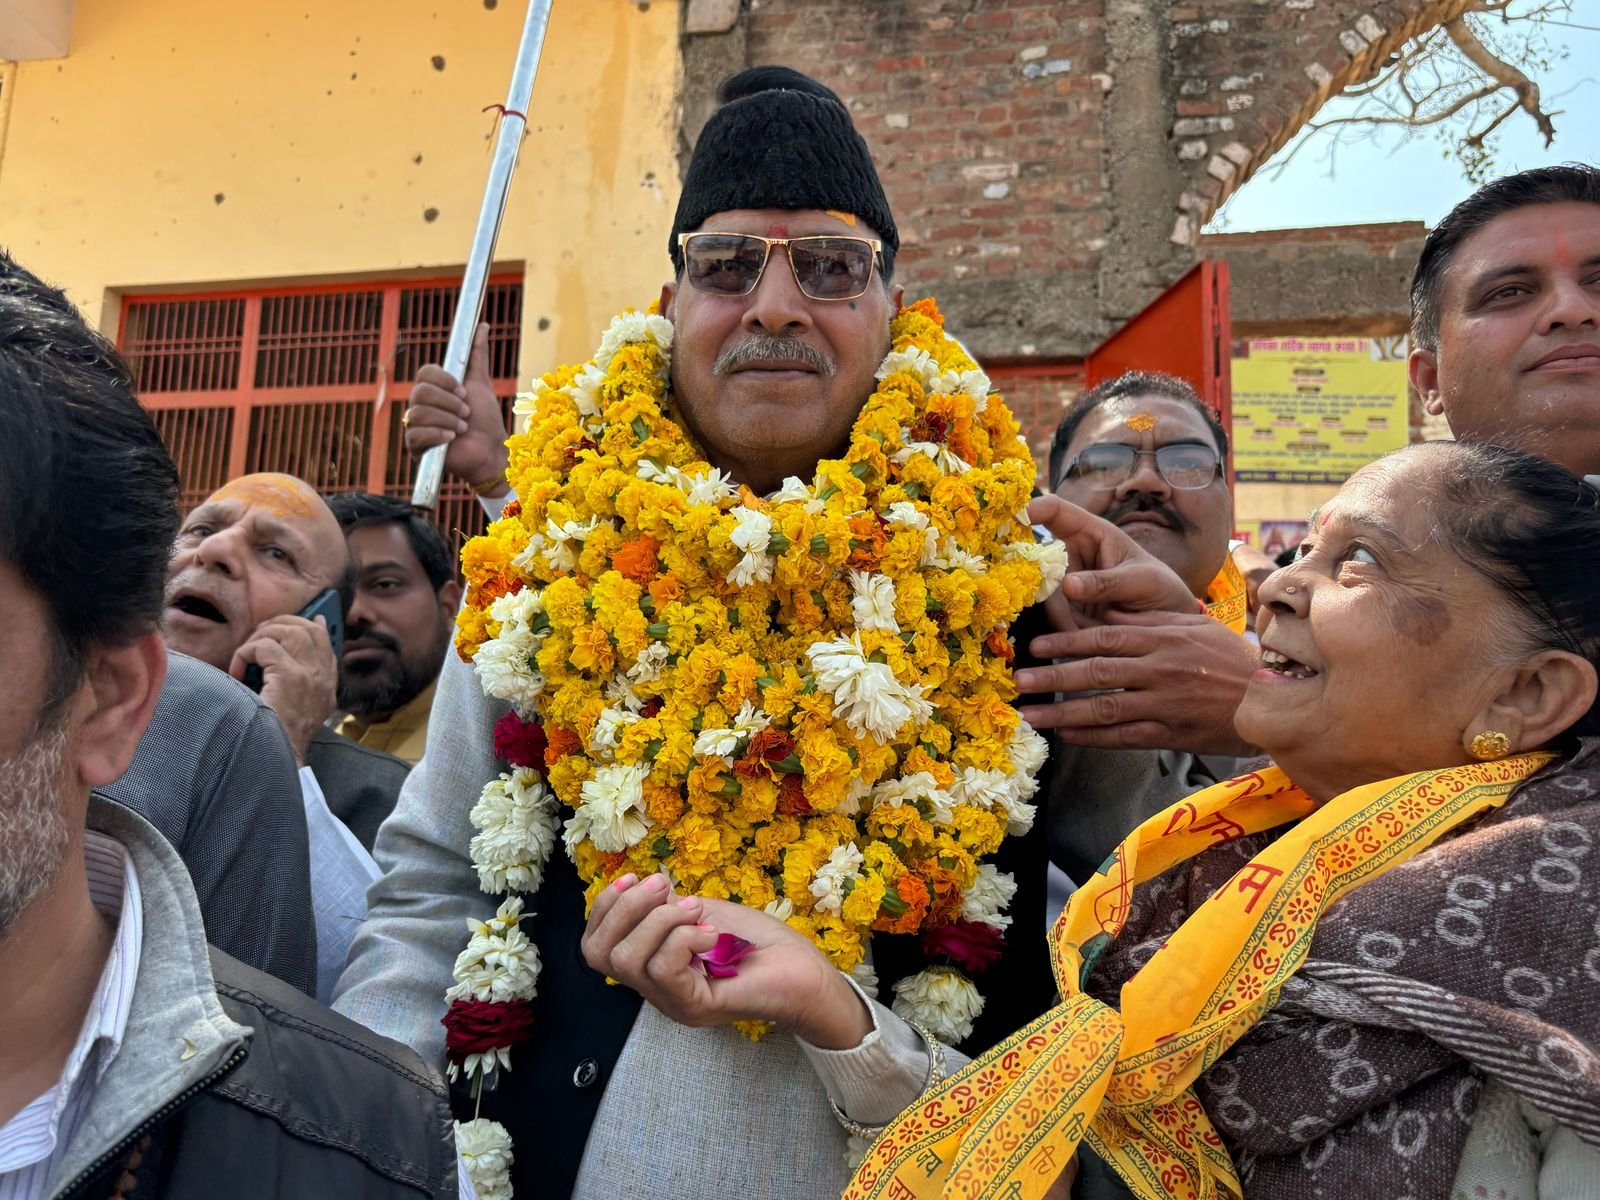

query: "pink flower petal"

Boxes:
[694, 933, 755, 979]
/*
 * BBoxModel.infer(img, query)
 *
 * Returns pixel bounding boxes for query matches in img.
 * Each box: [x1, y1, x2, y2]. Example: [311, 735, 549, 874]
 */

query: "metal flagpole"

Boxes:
[411, 0, 554, 511]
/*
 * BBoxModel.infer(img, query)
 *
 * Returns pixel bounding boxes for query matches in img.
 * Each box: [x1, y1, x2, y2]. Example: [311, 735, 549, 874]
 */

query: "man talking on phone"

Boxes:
[162, 471, 408, 996]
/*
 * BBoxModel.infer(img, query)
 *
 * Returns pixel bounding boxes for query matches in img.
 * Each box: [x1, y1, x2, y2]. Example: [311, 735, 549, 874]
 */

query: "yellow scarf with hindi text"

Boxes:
[844, 752, 1554, 1200]
[1203, 555, 1248, 634]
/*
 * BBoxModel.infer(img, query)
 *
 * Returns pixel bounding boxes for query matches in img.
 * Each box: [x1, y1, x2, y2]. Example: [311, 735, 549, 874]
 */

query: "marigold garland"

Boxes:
[444, 298, 1067, 1196]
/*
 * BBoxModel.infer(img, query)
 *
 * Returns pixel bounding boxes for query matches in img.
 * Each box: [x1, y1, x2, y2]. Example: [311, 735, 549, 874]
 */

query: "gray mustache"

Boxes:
[712, 335, 836, 376]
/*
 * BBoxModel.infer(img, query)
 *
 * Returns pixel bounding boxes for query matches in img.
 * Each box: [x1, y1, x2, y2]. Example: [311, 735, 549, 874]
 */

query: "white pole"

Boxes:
[412, 0, 553, 510]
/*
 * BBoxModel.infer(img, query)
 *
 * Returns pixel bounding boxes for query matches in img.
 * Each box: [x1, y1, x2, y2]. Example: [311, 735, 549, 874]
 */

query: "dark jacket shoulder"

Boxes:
[203, 949, 457, 1196]
[306, 725, 412, 850]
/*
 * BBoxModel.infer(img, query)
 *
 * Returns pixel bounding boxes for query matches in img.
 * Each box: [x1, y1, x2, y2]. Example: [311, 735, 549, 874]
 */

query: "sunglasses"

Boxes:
[1058, 442, 1222, 491]
[677, 232, 883, 301]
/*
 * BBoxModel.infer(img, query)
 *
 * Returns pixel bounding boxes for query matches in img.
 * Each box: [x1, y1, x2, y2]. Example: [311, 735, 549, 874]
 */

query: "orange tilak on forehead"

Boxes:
[824, 210, 858, 227]
[1124, 412, 1157, 433]
[211, 475, 320, 520]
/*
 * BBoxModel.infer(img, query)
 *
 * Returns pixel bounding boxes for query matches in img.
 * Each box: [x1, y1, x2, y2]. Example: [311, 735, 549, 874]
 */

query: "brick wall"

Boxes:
[689, 0, 1463, 365]
[742, 0, 1111, 358]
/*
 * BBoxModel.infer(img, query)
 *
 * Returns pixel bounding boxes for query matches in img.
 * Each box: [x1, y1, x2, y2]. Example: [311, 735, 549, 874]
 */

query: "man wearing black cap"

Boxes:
[337, 66, 1160, 1200]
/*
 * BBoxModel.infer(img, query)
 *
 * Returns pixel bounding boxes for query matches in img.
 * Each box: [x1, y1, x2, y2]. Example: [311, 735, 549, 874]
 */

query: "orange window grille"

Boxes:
[120, 277, 523, 560]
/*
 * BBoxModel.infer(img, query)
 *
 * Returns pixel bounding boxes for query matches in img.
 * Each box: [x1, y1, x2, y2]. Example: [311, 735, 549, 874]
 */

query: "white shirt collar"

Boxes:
[0, 830, 142, 1176]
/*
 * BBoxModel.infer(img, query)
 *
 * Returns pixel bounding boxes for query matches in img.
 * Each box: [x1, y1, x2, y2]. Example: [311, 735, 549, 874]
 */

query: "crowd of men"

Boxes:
[2, 61, 1599, 1200]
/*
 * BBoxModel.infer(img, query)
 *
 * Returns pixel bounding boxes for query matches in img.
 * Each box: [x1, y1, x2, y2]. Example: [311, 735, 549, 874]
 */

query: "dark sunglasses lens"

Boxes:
[790, 239, 875, 299]
[1072, 445, 1136, 487]
[1157, 445, 1220, 488]
[684, 235, 766, 295]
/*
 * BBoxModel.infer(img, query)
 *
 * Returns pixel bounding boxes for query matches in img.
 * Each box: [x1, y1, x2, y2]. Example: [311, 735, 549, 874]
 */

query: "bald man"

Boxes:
[162, 472, 409, 997]
[164, 473, 350, 756]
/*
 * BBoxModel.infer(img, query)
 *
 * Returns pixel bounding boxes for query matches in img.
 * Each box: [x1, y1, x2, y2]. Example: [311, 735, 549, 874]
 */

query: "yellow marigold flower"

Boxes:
[750, 816, 803, 869]
[903, 746, 954, 788]
[546, 753, 593, 808]
[668, 811, 723, 878]
[951, 805, 1006, 855]
[542, 576, 587, 630]
[686, 759, 732, 815]
[730, 775, 778, 826]
[661, 601, 701, 657]
[568, 623, 615, 675]
[841, 873, 887, 927]
[867, 804, 935, 853]
[928, 569, 978, 631]
[640, 779, 685, 826]
[453, 606, 495, 660]
[718, 654, 762, 710]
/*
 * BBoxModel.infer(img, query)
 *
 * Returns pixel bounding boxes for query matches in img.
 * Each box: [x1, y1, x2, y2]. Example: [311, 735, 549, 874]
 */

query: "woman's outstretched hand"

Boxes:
[581, 873, 873, 1049]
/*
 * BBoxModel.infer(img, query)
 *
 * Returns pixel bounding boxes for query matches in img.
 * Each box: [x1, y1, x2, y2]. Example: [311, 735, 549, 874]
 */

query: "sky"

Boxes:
[1207, 2, 1600, 231]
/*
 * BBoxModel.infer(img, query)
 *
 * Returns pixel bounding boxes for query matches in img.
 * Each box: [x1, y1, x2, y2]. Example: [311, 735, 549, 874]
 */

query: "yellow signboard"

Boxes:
[1231, 337, 1409, 483]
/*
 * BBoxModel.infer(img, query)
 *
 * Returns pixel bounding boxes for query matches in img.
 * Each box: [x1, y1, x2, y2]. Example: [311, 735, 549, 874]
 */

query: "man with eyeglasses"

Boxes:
[338, 66, 1088, 1200]
[1023, 372, 1258, 894]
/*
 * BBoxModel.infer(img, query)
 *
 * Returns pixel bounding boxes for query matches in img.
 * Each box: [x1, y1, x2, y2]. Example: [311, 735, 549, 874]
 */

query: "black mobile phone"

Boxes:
[243, 588, 345, 693]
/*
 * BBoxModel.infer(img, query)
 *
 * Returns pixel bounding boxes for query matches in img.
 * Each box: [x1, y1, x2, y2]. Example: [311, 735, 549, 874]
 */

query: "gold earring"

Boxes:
[1469, 730, 1511, 760]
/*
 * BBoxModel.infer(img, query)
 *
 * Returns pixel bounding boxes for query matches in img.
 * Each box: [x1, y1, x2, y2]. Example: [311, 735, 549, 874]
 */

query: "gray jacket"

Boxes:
[99, 651, 316, 994]
[51, 798, 456, 1200]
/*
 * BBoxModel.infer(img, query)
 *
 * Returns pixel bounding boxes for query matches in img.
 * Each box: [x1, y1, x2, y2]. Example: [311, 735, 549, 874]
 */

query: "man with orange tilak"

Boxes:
[162, 471, 409, 997]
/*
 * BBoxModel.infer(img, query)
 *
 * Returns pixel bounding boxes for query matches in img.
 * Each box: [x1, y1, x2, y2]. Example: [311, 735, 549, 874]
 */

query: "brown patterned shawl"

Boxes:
[1086, 740, 1600, 1199]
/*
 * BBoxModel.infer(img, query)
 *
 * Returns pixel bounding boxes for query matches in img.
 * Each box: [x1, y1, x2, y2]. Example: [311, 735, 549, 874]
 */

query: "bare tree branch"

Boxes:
[1444, 14, 1558, 144]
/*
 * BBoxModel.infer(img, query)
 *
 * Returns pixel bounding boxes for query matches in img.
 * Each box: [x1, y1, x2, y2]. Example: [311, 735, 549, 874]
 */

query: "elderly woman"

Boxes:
[848, 440, 1600, 1200]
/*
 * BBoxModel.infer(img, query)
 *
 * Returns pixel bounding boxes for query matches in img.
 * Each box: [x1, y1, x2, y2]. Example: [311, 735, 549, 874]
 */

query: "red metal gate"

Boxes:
[119, 277, 524, 555]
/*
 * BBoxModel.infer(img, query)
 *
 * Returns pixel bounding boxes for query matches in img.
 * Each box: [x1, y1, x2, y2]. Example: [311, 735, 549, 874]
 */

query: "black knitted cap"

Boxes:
[670, 66, 898, 277]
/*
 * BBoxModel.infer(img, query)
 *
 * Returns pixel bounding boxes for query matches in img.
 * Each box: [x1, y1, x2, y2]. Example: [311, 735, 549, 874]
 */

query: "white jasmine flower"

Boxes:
[468, 769, 560, 895]
[589, 705, 638, 758]
[595, 310, 674, 365]
[1007, 723, 1050, 781]
[849, 571, 900, 633]
[446, 897, 539, 1003]
[455, 1119, 515, 1200]
[569, 362, 606, 420]
[726, 505, 776, 586]
[472, 632, 545, 709]
[891, 966, 985, 1044]
[808, 842, 865, 915]
[941, 366, 991, 409]
[692, 701, 770, 763]
[541, 516, 602, 574]
[489, 588, 544, 630]
[892, 441, 972, 475]
[685, 467, 738, 507]
[807, 634, 934, 741]
[602, 674, 646, 714]
[949, 766, 1013, 809]
[510, 378, 550, 422]
[875, 346, 941, 390]
[928, 535, 989, 576]
[961, 865, 1018, 932]
[626, 642, 671, 685]
[567, 763, 651, 853]
[728, 505, 773, 553]
[869, 772, 953, 824]
[884, 502, 929, 530]
[1005, 537, 1070, 601]
[767, 475, 814, 504]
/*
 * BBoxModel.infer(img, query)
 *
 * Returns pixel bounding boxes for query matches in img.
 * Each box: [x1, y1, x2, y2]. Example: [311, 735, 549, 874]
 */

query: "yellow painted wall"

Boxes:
[0, 0, 682, 373]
